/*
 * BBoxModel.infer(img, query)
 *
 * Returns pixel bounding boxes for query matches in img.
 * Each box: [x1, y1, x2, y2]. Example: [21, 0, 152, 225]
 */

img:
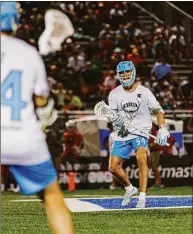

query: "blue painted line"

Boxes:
[80, 197, 192, 209]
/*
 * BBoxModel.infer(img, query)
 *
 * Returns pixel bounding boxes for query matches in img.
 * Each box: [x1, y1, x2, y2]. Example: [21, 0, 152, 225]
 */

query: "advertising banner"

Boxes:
[59, 156, 193, 189]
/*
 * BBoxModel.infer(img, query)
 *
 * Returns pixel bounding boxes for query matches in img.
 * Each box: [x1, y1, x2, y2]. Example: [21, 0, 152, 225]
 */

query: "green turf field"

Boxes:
[2, 187, 192, 234]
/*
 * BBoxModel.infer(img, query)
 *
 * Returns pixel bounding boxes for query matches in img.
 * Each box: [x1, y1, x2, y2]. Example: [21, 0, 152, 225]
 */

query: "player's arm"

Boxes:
[147, 89, 170, 146]
[33, 50, 57, 126]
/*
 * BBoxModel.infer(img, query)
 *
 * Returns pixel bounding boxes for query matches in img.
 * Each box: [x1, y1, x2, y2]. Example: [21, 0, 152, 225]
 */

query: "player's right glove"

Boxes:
[36, 98, 58, 126]
[113, 116, 129, 138]
[155, 125, 170, 146]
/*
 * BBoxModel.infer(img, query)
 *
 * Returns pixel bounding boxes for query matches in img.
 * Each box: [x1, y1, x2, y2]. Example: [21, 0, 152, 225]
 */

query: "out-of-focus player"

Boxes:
[148, 123, 164, 188]
[108, 61, 170, 208]
[1, 2, 74, 233]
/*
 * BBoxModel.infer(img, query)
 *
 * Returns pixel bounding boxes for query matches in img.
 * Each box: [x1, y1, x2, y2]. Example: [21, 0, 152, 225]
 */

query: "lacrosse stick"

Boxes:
[38, 9, 74, 55]
[94, 101, 169, 146]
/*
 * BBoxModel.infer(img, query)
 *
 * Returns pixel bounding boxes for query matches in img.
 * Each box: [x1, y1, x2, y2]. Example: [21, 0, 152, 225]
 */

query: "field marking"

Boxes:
[69, 206, 192, 212]
[12, 199, 41, 202]
[11, 195, 192, 202]
[11, 196, 192, 213]
[13, 195, 193, 201]
[71, 195, 192, 199]
[11, 198, 192, 212]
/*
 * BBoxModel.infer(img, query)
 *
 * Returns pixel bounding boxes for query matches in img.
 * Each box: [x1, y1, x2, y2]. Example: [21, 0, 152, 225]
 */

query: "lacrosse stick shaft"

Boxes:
[94, 101, 169, 147]
[124, 122, 170, 147]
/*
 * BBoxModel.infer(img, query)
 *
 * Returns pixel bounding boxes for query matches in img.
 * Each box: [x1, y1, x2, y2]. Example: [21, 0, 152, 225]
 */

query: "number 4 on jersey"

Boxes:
[1, 71, 27, 120]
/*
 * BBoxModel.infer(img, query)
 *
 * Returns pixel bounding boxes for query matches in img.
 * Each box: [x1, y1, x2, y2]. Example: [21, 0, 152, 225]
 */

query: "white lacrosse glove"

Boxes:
[36, 98, 58, 126]
[155, 125, 170, 146]
[94, 101, 129, 137]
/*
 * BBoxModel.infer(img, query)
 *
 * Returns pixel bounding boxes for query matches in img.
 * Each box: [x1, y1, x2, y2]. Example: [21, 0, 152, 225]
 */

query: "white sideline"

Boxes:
[11, 196, 192, 213]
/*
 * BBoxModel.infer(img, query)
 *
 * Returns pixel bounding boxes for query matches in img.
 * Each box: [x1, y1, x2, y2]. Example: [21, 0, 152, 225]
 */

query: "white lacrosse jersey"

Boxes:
[108, 84, 163, 141]
[1, 35, 50, 165]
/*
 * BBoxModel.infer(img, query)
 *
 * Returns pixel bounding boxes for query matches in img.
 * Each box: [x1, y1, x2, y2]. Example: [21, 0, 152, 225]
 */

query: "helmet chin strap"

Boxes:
[121, 76, 135, 88]
[123, 83, 134, 90]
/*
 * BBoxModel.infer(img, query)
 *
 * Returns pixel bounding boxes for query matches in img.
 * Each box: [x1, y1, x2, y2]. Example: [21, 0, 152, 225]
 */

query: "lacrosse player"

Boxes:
[108, 61, 170, 208]
[1, 2, 74, 233]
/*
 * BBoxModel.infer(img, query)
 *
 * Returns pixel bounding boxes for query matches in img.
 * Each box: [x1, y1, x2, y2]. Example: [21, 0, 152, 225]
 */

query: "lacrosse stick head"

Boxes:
[94, 101, 116, 121]
[38, 9, 74, 55]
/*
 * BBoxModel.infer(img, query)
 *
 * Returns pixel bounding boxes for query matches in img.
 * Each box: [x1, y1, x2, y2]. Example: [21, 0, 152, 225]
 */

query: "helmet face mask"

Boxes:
[119, 70, 134, 81]
[117, 61, 136, 88]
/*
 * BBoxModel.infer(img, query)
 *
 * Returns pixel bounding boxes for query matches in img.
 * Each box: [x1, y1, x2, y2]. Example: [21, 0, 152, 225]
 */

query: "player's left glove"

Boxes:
[113, 116, 129, 137]
[116, 124, 129, 138]
[155, 125, 170, 146]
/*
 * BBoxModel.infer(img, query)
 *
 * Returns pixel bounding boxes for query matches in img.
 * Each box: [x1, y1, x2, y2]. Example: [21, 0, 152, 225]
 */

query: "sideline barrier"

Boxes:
[60, 156, 193, 190]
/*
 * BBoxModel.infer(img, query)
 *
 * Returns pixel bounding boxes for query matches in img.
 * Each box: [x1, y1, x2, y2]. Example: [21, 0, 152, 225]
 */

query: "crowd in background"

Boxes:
[17, 1, 192, 112]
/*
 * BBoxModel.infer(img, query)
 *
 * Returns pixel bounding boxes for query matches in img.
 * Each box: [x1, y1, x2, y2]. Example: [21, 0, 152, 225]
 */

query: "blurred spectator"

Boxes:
[163, 135, 180, 157]
[16, 1, 192, 112]
[90, 53, 102, 72]
[151, 58, 172, 81]
[126, 47, 143, 66]
[63, 90, 84, 111]
[99, 24, 113, 39]
[157, 97, 170, 110]
[115, 24, 130, 49]
[152, 33, 169, 60]
[109, 3, 126, 30]
[62, 123, 84, 157]
[1, 166, 20, 192]
[107, 123, 122, 190]
[52, 83, 66, 110]
[83, 8, 99, 37]
[62, 38, 74, 57]
[67, 51, 85, 73]
[84, 38, 100, 61]
[133, 22, 142, 37]
[46, 121, 63, 175]
[81, 61, 102, 96]
[110, 47, 125, 69]
[169, 27, 186, 63]
[148, 124, 164, 188]
[132, 35, 147, 59]
[100, 70, 118, 97]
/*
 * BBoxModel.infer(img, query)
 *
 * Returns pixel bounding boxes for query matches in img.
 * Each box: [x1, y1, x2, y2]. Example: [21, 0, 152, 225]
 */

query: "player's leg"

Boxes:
[109, 156, 130, 187]
[109, 141, 138, 206]
[151, 151, 163, 187]
[136, 147, 148, 208]
[43, 180, 74, 234]
[132, 137, 149, 208]
[136, 147, 148, 192]
[9, 159, 74, 234]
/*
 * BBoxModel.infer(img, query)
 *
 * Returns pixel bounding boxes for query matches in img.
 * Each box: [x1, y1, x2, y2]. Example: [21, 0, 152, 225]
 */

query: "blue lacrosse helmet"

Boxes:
[1, 2, 19, 32]
[116, 61, 136, 88]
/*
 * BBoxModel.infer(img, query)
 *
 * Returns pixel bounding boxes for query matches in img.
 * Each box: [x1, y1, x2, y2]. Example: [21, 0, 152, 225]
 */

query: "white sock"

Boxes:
[125, 184, 133, 192]
[139, 192, 146, 199]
